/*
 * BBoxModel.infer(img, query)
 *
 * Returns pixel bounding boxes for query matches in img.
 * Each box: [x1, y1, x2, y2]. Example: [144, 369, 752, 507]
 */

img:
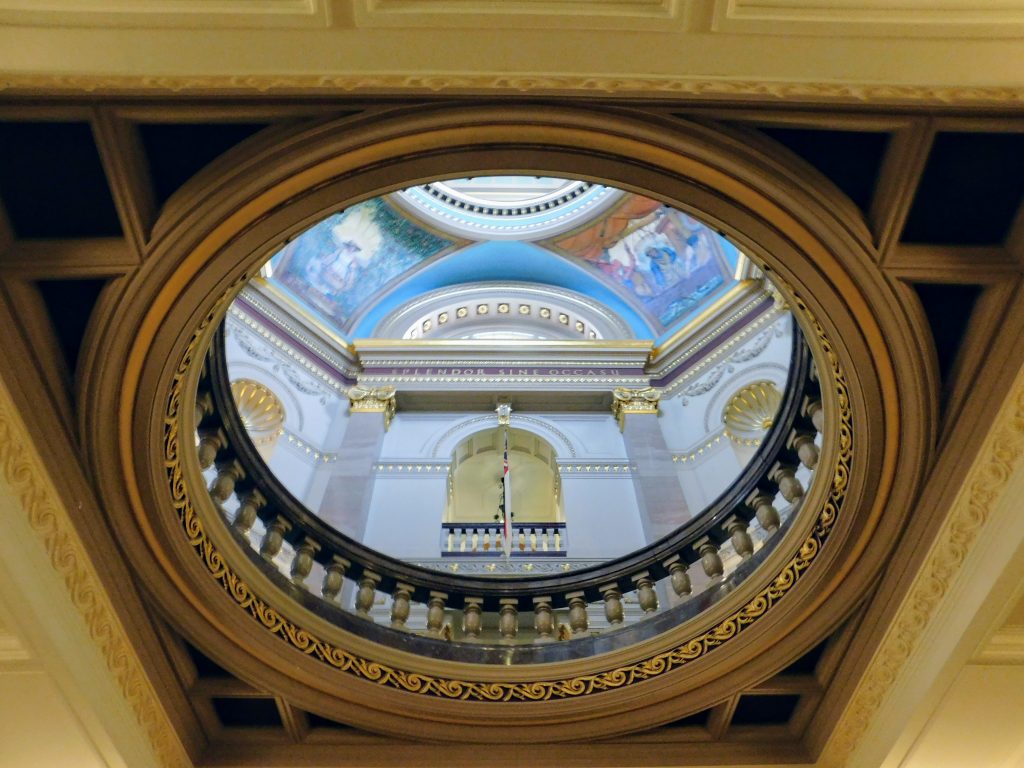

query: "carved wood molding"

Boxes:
[821, 373, 1024, 766]
[1, 73, 1023, 105]
[0, 375, 187, 768]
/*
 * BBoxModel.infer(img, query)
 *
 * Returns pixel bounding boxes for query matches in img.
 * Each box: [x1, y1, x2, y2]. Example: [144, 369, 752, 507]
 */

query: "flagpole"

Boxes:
[502, 425, 512, 561]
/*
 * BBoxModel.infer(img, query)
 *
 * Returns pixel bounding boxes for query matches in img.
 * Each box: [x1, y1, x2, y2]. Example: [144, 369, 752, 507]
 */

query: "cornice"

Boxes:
[0, 377, 186, 767]
[821, 377, 1024, 766]
[1, 73, 1024, 106]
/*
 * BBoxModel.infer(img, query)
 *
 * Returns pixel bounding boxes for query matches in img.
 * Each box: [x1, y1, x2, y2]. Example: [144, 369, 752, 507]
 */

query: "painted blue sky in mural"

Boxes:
[265, 183, 740, 341]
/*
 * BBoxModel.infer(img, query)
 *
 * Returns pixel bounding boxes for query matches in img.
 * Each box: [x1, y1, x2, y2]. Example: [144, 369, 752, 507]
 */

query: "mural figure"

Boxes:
[270, 198, 458, 330]
[553, 196, 734, 329]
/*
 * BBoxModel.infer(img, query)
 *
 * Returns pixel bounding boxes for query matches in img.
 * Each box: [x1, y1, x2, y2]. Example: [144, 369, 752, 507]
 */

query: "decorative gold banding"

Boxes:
[163, 286, 851, 702]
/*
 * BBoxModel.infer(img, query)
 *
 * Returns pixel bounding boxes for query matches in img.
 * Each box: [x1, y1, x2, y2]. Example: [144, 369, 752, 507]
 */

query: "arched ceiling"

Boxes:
[262, 179, 743, 343]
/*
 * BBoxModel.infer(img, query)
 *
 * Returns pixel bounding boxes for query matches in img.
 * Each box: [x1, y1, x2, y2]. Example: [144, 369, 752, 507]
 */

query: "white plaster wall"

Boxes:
[362, 475, 448, 559]
[561, 476, 645, 558]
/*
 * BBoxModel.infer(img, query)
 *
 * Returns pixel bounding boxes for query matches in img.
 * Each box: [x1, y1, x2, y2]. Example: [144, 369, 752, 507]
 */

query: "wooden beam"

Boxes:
[92, 108, 157, 256]
[870, 119, 935, 262]
[883, 243, 1021, 281]
[1, 238, 138, 277]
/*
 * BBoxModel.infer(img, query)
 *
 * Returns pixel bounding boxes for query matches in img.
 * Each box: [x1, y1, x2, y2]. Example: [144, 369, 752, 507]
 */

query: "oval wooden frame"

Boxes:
[79, 105, 932, 742]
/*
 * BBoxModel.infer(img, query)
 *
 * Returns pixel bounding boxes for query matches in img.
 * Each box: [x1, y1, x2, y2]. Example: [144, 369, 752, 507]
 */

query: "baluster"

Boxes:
[482, 529, 491, 552]
[446, 529, 453, 552]
[746, 490, 781, 533]
[802, 395, 824, 433]
[260, 517, 290, 560]
[471, 529, 479, 552]
[459, 528, 467, 552]
[197, 428, 226, 470]
[518, 529, 526, 551]
[355, 571, 381, 618]
[632, 572, 658, 614]
[694, 537, 724, 579]
[542, 527, 550, 552]
[391, 583, 414, 629]
[290, 537, 320, 586]
[194, 391, 213, 429]
[462, 597, 484, 641]
[321, 555, 350, 602]
[498, 599, 518, 642]
[554, 529, 562, 551]
[600, 583, 624, 626]
[788, 429, 819, 469]
[770, 462, 804, 503]
[426, 591, 447, 637]
[232, 488, 265, 533]
[209, 459, 243, 504]
[530, 529, 538, 552]
[723, 516, 754, 559]
[533, 596, 555, 643]
[663, 555, 692, 598]
[567, 591, 588, 635]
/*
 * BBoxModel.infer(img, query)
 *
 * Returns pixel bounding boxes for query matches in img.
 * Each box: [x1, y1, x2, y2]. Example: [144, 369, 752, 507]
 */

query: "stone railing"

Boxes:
[193, 321, 821, 653]
[441, 522, 567, 557]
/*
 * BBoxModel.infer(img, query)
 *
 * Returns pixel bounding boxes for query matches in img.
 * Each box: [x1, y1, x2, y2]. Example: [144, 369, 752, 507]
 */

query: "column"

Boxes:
[316, 385, 396, 542]
[612, 386, 691, 542]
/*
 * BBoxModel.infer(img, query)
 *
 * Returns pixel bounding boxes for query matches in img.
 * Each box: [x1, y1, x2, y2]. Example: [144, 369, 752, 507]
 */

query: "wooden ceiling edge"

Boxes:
[91, 107, 157, 256]
[0, 279, 74, 431]
[0, 285, 204, 763]
[883, 243, 1021, 276]
[2, 237, 139, 277]
[869, 119, 935, 260]
[0, 365, 190, 768]
[811, 350, 1024, 768]
[196, 738, 814, 768]
[0, 73, 1022, 108]
[939, 279, 1024, 440]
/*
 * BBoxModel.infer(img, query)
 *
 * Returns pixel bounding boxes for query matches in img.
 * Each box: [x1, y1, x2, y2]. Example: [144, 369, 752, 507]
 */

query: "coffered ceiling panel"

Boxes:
[0, 0, 331, 29]
[353, 0, 688, 31]
[713, 0, 1024, 38]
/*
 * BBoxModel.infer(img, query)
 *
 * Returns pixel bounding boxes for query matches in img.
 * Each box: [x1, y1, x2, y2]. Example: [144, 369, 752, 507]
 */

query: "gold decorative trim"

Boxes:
[2, 73, 1024, 105]
[347, 384, 397, 430]
[611, 386, 661, 431]
[823, 377, 1024, 766]
[0, 381, 185, 767]
[162, 294, 851, 702]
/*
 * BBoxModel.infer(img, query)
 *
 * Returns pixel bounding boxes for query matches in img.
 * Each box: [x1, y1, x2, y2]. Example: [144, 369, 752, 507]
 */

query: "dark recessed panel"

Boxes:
[667, 708, 711, 728]
[912, 282, 983, 389]
[306, 712, 352, 730]
[211, 697, 283, 729]
[730, 694, 801, 726]
[0, 122, 122, 239]
[184, 643, 231, 679]
[759, 127, 890, 215]
[903, 132, 1024, 245]
[779, 639, 827, 676]
[138, 122, 269, 210]
[35, 278, 108, 378]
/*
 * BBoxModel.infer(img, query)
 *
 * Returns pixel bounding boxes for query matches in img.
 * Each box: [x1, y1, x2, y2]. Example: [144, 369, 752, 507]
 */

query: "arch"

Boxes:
[430, 413, 578, 459]
[445, 427, 563, 525]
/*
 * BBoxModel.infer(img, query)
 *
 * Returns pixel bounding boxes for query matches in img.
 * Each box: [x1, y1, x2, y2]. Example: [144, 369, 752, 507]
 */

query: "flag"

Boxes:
[502, 428, 513, 559]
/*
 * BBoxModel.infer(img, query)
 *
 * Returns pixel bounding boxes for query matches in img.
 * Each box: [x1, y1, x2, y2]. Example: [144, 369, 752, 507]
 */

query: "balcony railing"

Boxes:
[193, 319, 825, 652]
[441, 522, 567, 557]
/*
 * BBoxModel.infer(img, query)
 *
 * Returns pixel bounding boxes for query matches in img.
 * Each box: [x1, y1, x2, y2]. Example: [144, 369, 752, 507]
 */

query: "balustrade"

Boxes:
[189, 320, 824, 648]
[441, 522, 566, 556]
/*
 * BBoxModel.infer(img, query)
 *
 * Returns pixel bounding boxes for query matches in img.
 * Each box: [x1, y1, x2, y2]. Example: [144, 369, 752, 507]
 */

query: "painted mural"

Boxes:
[270, 198, 458, 329]
[550, 194, 736, 328]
